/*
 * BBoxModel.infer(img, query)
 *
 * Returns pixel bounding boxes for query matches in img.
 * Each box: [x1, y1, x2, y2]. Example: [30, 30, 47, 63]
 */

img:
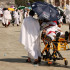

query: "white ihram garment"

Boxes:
[42, 22, 63, 40]
[64, 5, 70, 23]
[19, 10, 23, 23]
[14, 11, 19, 25]
[20, 16, 41, 59]
[2, 10, 11, 25]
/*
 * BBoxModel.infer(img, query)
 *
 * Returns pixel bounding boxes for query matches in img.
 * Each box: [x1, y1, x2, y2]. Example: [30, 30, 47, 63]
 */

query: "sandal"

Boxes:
[26, 59, 31, 63]
[33, 61, 38, 64]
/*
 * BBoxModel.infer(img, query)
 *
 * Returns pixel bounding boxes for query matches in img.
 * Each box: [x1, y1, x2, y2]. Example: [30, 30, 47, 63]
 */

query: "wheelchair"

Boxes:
[41, 32, 69, 66]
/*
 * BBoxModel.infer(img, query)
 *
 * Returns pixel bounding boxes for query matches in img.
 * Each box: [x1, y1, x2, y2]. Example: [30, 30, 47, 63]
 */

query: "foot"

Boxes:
[26, 59, 31, 63]
[17, 24, 19, 26]
[12, 24, 14, 26]
[33, 58, 40, 64]
[5, 24, 7, 27]
[26, 58, 31, 63]
[33, 61, 38, 64]
[2, 23, 5, 26]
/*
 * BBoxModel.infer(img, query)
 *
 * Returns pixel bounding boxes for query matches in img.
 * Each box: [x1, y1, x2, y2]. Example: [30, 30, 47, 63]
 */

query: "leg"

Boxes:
[26, 52, 31, 62]
[16, 18, 19, 26]
[5, 19, 9, 27]
[33, 37, 41, 64]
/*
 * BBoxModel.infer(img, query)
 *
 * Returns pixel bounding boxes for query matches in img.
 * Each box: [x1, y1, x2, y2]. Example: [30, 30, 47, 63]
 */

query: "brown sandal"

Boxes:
[26, 58, 31, 63]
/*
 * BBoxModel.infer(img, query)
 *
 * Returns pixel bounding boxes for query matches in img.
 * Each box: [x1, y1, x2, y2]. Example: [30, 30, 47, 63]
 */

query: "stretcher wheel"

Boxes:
[41, 53, 43, 56]
[64, 60, 68, 66]
[53, 59, 56, 62]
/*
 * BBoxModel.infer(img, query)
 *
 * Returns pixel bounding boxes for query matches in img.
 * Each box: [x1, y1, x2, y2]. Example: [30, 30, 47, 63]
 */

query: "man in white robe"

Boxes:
[14, 9, 19, 26]
[18, 9, 23, 23]
[20, 10, 41, 64]
[2, 8, 11, 27]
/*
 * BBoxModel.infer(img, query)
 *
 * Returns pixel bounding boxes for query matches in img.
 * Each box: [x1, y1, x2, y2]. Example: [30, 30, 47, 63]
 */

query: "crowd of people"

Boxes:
[1, 7, 30, 27]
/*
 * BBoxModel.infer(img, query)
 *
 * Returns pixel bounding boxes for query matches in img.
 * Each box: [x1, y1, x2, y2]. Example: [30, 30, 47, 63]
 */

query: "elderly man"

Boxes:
[20, 10, 41, 64]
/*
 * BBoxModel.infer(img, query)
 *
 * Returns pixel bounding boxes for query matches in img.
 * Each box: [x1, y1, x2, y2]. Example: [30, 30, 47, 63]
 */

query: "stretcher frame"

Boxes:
[41, 35, 69, 65]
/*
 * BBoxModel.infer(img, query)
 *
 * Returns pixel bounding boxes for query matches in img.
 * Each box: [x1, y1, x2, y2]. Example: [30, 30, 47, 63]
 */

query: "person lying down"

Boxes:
[41, 21, 69, 41]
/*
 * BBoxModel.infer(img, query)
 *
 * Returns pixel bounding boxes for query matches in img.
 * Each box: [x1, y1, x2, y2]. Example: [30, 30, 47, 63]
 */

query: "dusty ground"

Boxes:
[0, 21, 70, 70]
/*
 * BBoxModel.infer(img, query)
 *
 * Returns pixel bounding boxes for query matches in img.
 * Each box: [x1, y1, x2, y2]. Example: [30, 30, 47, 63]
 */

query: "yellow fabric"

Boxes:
[8, 8, 15, 11]
[64, 7, 66, 10]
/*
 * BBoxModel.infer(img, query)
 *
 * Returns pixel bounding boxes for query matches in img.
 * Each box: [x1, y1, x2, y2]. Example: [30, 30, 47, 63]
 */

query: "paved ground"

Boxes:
[0, 21, 70, 70]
